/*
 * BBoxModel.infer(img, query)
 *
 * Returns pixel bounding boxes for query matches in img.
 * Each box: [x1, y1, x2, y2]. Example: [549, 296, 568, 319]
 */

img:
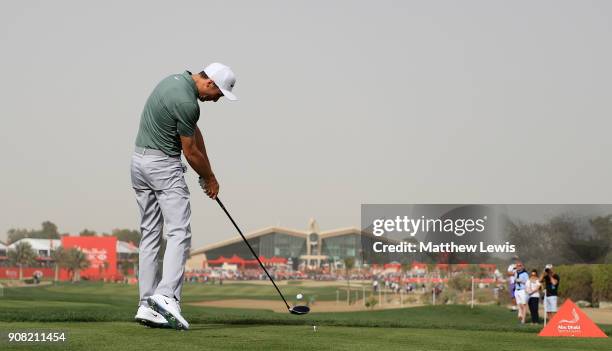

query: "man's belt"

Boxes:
[134, 146, 179, 158]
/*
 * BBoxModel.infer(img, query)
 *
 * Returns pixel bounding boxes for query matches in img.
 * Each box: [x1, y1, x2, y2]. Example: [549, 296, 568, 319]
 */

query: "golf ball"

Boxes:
[296, 293, 303, 300]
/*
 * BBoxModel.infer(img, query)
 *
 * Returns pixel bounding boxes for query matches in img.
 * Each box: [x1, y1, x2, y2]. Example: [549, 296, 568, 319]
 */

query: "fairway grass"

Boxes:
[1, 322, 610, 351]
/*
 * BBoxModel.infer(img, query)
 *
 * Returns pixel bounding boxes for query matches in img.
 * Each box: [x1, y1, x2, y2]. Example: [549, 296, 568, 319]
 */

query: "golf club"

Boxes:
[215, 197, 310, 315]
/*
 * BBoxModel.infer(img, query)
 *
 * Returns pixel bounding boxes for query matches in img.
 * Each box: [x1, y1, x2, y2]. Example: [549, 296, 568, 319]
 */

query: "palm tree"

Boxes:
[50, 247, 68, 282]
[344, 257, 355, 305]
[8, 242, 37, 280]
[65, 248, 91, 282]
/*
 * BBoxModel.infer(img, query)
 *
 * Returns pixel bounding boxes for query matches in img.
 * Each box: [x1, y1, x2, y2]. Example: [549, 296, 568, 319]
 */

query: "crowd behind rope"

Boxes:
[185, 264, 502, 298]
[507, 258, 560, 324]
[185, 260, 560, 325]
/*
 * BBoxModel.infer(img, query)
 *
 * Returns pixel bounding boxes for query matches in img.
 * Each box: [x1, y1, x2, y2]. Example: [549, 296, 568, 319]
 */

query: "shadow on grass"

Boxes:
[188, 324, 261, 331]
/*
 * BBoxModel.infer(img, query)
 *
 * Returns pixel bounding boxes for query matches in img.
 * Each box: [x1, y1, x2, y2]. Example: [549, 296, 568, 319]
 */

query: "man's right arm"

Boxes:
[180, 134, 219, 199]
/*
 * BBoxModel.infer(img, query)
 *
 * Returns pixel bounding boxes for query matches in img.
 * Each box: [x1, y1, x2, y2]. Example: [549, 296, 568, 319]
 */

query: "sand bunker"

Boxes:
[189, 298, 418, 313]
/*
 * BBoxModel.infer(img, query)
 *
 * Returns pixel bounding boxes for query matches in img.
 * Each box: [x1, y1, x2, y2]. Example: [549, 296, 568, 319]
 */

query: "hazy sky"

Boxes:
[1, 1, 611, 248]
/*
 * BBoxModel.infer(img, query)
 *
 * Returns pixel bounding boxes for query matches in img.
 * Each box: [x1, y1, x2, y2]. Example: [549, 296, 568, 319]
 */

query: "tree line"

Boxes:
[5, 221, 141, 245]
[507, 214, 612, 267]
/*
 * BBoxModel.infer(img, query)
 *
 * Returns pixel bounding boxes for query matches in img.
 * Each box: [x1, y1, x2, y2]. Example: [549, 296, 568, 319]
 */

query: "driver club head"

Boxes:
[289, 305, 310, 315]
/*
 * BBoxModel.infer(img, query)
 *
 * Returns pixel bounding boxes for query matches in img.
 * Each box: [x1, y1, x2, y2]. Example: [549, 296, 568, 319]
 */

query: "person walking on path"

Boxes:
[131, 63, 237, 330]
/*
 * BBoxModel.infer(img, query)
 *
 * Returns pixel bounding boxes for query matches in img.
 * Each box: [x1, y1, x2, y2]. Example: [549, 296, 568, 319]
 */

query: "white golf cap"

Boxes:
[203, 62, 238, 101]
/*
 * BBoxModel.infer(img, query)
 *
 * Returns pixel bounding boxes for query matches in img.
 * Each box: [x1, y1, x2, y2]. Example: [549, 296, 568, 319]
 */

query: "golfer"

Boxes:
[131, 63, 237, 330]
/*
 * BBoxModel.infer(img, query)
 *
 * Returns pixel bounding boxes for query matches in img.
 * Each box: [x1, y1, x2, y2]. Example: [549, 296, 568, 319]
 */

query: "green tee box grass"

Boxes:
[0, 322, 610, 351]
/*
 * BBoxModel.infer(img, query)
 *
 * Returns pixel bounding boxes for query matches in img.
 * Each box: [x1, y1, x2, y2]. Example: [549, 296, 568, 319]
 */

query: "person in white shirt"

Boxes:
[513, 261, 529, 324]
[525, 269, 542, 324]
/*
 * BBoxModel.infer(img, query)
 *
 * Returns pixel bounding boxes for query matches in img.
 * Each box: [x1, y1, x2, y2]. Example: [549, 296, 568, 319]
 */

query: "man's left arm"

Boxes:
[195, 125, 205, 154]
[194, 126, 217, 193]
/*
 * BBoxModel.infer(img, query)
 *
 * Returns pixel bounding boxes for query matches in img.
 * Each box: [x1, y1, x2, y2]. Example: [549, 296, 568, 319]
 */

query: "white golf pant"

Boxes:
[131, 150, 191, 305]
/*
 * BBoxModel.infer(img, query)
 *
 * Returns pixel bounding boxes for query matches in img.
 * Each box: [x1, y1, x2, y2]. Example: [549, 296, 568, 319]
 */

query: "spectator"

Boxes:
[513, 261, 529, 324]
[507, 256, 519, 311]
[33, 271, 41, 284]
[525, 269, 541, 324]
[541, 264, 560, 320]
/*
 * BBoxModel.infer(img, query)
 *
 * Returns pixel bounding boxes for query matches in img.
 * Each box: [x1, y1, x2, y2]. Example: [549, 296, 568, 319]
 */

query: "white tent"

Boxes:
[7, 238, 138, 256]
[117, 241, 139, 254]
[8, 238, 61, 257]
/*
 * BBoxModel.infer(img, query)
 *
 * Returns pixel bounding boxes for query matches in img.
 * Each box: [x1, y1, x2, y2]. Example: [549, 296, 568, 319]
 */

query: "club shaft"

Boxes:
[216, 197, 291, 310]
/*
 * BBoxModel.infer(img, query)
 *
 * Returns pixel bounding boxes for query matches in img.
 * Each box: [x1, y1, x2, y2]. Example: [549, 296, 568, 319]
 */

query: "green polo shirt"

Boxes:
[135, 71, 200, 156]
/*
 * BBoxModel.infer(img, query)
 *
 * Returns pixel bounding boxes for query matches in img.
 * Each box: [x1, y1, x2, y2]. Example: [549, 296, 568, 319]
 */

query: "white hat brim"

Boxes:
[220, 88, 238, 101]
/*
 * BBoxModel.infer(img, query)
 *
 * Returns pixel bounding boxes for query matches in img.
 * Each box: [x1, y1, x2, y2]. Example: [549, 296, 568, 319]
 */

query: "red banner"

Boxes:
[61, 236, 117, 280]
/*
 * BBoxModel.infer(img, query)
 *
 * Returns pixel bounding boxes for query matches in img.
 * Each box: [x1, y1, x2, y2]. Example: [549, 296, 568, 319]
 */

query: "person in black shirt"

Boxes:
[541, 264, 560, 319]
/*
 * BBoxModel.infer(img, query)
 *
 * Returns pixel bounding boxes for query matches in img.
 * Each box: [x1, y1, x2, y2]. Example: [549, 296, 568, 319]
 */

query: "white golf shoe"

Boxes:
[147, 294, 190, 330]
[134, 305, 170, 328]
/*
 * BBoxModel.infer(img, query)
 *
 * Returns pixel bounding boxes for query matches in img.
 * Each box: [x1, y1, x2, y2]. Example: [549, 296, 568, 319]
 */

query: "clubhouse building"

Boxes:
[189, 219, 392, 270]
